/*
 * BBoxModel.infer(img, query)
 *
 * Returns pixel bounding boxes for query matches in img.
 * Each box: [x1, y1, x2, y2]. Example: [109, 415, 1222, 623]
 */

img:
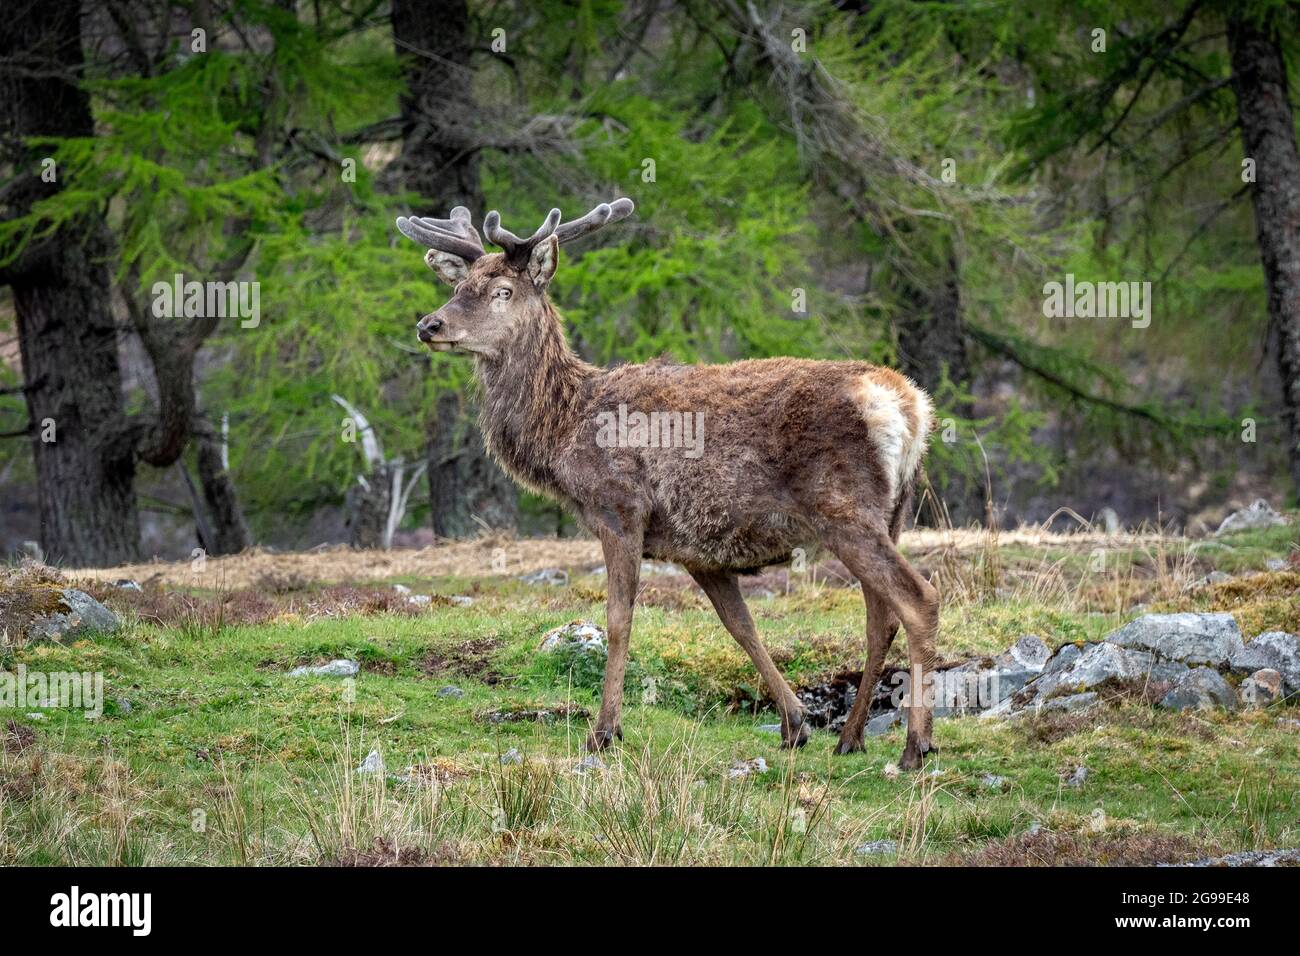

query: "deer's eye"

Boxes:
[491, 287, 511, 301]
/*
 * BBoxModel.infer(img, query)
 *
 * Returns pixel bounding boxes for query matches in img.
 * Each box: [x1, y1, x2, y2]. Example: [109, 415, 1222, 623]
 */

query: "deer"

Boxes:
[395, 199, 942, 769]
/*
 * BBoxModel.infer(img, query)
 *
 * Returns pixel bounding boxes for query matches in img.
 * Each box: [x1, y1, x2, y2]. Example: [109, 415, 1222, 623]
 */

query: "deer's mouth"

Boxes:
[417, 330, 462, 352]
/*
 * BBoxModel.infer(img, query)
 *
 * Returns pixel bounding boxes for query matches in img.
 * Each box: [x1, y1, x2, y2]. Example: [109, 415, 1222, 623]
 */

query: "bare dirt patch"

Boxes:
[421, 637, 504, 684]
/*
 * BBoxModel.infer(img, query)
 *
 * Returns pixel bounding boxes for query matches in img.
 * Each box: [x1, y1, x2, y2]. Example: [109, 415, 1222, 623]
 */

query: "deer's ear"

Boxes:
[527, 234, 559, 289]
[424, 249, 469, 285]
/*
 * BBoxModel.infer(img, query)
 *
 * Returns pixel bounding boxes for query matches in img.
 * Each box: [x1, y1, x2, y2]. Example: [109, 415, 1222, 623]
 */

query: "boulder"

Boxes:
[539, 620, 606, 653]
[1239, 669, 1282, 709]
[1159, 667, 1238, 712]
[1005, 635, 1052, 672]
[1228, 632, 1300, 694]
[1031, 641, 1144, 699]
[11, 587, 120, 645]
[1040, 643, 1082, 677]
[519, 568, 569, 586]
[1215, 499, 1288, 536]
[1105, 612, 1243, 666]
[1110, 647, 1191, 684]
[288, 659, 360, 678]
[867, 709, 903, 736]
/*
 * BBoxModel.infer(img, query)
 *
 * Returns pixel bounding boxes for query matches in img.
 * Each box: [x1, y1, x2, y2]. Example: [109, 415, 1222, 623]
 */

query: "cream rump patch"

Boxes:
[853, 370, 933, 501]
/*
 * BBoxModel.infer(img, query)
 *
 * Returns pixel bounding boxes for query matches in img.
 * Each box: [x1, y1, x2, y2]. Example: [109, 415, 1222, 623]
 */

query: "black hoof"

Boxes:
[836, 736, 864, 755]
[781, 714, 811, 749]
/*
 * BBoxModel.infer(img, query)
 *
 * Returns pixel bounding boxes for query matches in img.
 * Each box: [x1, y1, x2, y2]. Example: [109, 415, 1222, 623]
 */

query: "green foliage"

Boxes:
[0, 0, 1288, 536]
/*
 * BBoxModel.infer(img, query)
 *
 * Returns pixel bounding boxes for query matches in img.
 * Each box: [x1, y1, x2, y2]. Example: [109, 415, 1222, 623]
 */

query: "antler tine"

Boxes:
[481, 210, 525, 256]
[481, 200, 635, 260]
[395, 206, 485, 262]
[555, 197, 635, 245]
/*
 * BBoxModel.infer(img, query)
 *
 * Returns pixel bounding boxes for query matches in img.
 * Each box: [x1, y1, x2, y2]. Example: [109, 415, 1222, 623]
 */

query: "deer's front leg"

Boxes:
[587, 529, 641, 752]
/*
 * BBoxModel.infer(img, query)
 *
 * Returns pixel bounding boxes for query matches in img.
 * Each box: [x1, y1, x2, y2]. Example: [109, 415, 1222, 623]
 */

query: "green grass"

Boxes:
[2, 526, 1298, 866]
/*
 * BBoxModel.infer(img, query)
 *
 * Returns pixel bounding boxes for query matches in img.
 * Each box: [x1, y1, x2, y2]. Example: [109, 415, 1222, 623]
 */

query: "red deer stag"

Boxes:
[396, 201, 941, 768]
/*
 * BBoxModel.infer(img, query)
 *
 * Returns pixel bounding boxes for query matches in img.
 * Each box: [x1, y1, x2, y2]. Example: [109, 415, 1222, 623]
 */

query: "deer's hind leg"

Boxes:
[835, 586, 900, 754]
[827, 526, 940, 770]
[691, 569, 809, 748]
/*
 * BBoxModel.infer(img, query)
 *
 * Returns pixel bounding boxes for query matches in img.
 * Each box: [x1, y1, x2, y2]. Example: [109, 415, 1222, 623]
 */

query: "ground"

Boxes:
[1, 521, 1297, 866]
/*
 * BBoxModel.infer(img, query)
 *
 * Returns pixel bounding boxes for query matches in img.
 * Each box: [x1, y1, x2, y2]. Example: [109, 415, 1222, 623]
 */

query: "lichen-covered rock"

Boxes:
[1159, 667, 1238, 712]
[288, 659, 359, 678]
[1215, 499, 1289, 536]
[1032, 641, 1144, 698]
[1229, 632, 1300, 694]
[2, 580, 120, 646]
[539, 620, 606, 653]
[1105, 612, 1243, 666]
[1239, 669, 1282, 709]
[1040, 643, 1082, 677]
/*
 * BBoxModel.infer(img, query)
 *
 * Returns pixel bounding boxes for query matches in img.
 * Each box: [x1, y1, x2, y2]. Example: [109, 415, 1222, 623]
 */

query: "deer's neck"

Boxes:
[474, 301, 595, 498]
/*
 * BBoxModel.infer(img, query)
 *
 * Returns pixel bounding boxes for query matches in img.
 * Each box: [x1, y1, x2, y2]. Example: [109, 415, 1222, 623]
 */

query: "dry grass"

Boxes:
[65, 525, 1194, 592]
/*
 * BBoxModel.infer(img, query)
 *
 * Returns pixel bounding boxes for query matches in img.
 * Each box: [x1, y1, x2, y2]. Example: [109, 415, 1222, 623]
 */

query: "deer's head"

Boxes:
[396, 199, 634, 359]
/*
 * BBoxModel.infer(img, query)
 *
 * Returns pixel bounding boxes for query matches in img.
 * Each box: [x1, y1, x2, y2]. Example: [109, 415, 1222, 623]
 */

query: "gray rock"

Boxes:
[1215, 499, 1288, 536]
[1229, 632, 1300, 694]
[1095, 507, 1122, 534]
[356, 749, 384, 775]
[573, 754, 605, 774]
[1041, 691, 1100, 715]
[727, 757, 768, 779]
[1175, 848, 1300, 868]
[933, 664, 1033, 715]
[448, 595, 475, 607]
[1265, 558, 1288, 572]
[115, 697, 133, 715]
[1106, 612, 1243, 666]
[1239, 669, 1282, 709]
[1006, 635, 1052, 673]
[1032, 641, 1144, 699]
[539, 620, 606, 653]
[1113, 648, 1192, 684]
[854, 840, 897, 856]
[288, 659, 360, 678]
[867, 710, 903, 735]
[437, 685, 465, 699]
[499, 748, 523, 765]
[113, 579, 143, 592]
[981, 774, 1008, 790]
[1040, 643, 1082, 677]
[1065, 766, 1088, 788]
[1184, 571, 1230, 591]
[27, 589, 120, 643]
[519, 568, 569, 586]
[757, 723, 782, 734]
[935, 637, 1049, 714]
[1159, 667, 1238, 712]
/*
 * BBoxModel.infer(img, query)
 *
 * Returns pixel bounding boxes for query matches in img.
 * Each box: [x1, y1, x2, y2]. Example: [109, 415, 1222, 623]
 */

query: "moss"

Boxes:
[1156, 570, 1300, 636]
[0, 582, 69, 645]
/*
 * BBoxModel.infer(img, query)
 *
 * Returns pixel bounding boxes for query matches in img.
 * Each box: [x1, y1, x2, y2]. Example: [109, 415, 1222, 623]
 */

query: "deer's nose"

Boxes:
[417, 316, 444, 342]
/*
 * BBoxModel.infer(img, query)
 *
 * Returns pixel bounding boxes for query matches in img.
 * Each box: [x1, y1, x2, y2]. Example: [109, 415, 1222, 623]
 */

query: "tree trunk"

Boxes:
[426, 391, 519, 537]
[391, 0, 518, 536]
[891, 247, 981, 524]
[1227, 11, 1300, 499]
[344, 464, 394, 549]
[193, 411, 250, 555]
[0, 0, 141, 566]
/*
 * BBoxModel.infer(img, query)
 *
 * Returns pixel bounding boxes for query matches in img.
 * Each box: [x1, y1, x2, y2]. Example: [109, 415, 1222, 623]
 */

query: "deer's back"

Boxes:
[560, 357, 932, 571]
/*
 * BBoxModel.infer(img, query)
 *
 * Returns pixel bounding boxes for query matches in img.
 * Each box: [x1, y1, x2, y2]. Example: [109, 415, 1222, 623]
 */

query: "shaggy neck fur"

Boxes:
[474, 299, 595, 497]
